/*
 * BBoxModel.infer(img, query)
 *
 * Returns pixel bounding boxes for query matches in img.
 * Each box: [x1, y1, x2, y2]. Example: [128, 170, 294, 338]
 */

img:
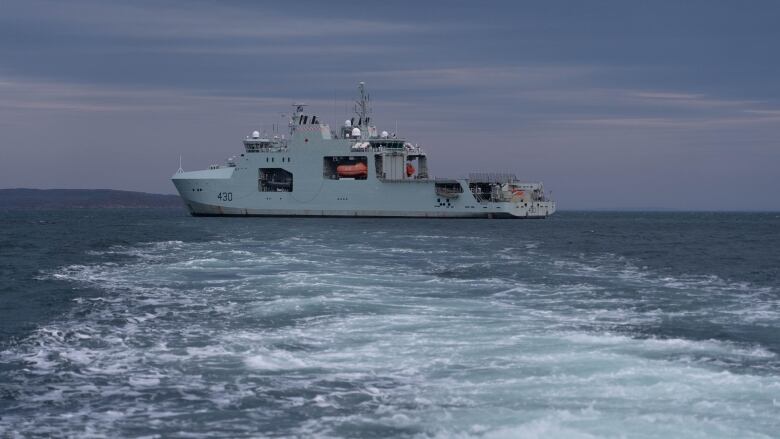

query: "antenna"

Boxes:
[354, 82, 371, 126]
[177, 155, 183, 174]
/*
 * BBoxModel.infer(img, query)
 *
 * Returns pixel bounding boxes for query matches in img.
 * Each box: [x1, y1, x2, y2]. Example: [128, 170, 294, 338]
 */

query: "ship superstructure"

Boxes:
[172, 83, 556, 218]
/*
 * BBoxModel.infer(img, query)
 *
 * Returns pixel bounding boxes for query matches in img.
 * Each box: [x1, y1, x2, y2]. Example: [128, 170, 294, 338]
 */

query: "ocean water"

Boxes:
[1, 209, 779, 438]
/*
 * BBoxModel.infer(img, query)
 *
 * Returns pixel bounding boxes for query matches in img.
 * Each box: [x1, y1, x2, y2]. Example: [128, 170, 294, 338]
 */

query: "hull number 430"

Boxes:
[217, 192, 233, 201]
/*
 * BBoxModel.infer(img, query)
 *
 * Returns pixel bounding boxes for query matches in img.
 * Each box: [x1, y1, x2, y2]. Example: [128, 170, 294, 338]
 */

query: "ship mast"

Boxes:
[354, 82, 371, 127]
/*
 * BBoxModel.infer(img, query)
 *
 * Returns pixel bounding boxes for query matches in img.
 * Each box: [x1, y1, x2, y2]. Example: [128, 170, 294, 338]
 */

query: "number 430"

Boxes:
[217, 192, 233, 201]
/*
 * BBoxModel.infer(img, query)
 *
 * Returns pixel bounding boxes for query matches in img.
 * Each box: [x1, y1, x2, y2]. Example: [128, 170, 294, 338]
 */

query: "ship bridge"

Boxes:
[243, 132, 287, 153]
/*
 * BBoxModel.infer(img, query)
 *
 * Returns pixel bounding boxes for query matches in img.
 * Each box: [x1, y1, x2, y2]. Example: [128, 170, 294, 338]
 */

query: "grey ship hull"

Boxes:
[187, 206, 544, 219]
[172, 146, 556, 219]
[179, 193, 553, 219]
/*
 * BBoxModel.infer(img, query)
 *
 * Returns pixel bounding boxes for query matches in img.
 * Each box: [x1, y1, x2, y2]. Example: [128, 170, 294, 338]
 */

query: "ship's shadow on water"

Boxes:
[0, 210, 779, 437]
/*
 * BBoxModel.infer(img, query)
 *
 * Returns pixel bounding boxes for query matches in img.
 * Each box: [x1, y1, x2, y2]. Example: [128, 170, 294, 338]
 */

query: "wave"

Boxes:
[1, 236, 779, 437]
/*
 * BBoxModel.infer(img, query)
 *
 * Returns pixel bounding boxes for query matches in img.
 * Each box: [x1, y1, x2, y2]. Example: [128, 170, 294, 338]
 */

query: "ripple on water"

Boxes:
[1, 236, 779, 438]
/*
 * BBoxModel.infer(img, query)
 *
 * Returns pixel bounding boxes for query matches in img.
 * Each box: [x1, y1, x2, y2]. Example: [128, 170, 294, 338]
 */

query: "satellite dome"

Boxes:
[351, 127, 361, 137]
[344, 119, 352, 127]
[251, 130, 260, 139]
[381, 131, 389, 138]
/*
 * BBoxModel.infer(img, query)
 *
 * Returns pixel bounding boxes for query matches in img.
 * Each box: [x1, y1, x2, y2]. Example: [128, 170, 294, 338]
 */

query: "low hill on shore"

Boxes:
[0, 189, 182, 209]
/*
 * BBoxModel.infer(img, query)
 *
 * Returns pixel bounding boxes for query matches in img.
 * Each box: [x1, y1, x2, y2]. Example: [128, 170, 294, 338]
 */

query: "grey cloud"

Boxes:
[10, 0, 421, 40]
[1, 0, 779, 210]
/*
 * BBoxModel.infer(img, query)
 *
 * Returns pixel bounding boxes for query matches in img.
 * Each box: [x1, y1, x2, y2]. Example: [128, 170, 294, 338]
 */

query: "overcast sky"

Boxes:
[1, 0, 779, 210]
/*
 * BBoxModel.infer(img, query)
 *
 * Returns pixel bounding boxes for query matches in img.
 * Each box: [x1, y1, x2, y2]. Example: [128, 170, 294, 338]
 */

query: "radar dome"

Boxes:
[380, 130, 389, 138]
[351, 127, 361, 137]
[344, 119, 352, 127]
[251, 130, 260, 139]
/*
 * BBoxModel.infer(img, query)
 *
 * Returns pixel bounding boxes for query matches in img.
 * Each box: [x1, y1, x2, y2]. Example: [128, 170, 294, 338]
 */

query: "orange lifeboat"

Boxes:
[511, 188, 525, 200]
[337, 162, 368, 178]
[406, 162, 416, 177]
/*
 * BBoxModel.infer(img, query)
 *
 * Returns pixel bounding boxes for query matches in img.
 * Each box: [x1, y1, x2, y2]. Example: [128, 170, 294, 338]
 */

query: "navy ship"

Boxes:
[172, 83, 556, 218]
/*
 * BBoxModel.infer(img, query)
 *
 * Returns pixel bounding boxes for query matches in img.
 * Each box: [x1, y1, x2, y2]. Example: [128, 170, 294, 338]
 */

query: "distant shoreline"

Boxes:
[0, 188, 183, 209]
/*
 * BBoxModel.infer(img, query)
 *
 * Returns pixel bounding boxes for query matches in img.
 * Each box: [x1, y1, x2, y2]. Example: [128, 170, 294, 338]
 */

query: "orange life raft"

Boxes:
[336, 162, 368, 178]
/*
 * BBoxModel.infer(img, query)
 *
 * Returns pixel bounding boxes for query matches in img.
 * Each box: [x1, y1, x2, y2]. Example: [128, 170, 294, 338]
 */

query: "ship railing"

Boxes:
[467, 172, 518, 184]
[245, 147, 288, 153]
[377, 177, 432, 183]
[358, 145, 425, 154]
[346, 143, 427, 157]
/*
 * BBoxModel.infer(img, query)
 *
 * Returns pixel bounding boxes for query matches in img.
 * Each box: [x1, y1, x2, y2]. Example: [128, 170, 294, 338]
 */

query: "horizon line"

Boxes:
[2, 187, 779, 213]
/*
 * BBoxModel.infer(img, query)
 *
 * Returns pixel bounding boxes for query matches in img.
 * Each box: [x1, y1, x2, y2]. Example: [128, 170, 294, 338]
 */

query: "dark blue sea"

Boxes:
[1, 209, 779, 438]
